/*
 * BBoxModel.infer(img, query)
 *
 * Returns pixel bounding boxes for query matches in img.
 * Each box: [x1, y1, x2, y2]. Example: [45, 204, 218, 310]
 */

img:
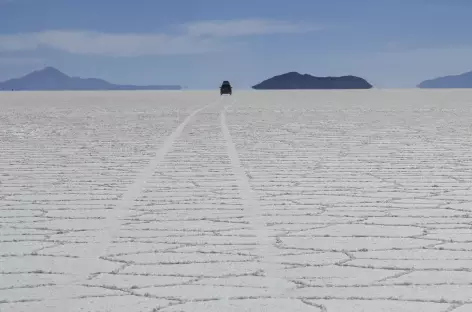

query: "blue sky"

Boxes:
[1, 0, 472, 88]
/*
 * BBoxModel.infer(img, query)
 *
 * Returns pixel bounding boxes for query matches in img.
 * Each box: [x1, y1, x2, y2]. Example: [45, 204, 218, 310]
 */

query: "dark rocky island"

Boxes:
[252, 72, 373, 90]
[0, 67, 182, 91]
[418, 70, 472, 88]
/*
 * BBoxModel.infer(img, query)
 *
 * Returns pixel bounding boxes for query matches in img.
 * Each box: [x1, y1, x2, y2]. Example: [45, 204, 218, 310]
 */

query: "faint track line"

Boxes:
[220, 105, 280, 278]
[53, 100, 217, 295]
[94, 101, 216, 259]
[51, 99, 218, 312]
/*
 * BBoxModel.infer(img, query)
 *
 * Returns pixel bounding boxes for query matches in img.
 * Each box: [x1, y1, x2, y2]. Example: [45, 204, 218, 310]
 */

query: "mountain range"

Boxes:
[418, 70, 472, 88]
[0, 67, 182, 91]
[252, 72, 373, 89]
[3, 67, 472, 91]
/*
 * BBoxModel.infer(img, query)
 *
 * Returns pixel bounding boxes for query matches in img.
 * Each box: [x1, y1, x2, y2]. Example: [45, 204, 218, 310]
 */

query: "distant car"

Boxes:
[220, 80, 232, 95]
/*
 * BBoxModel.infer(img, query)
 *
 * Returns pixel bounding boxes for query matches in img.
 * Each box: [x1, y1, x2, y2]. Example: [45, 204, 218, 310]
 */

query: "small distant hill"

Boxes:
[418, 70, 472, 88]
[0, 67, 182, 91]
[252, 72, 373, 90]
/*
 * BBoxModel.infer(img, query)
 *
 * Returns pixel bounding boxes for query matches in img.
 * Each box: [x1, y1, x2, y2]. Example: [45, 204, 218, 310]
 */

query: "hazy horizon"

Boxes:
[2, 66, 471, 90]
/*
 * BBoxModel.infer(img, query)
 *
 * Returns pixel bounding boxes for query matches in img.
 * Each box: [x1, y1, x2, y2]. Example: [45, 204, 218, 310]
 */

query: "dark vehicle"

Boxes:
[220, 80, 232, 95]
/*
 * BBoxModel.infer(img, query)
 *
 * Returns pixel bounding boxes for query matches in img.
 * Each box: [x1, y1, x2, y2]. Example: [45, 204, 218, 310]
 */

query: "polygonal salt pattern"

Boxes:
[1, 90, 472, 311]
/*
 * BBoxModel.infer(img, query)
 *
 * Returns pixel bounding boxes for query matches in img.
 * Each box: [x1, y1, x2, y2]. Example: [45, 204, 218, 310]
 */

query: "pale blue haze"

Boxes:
[1, 0, 472, 88]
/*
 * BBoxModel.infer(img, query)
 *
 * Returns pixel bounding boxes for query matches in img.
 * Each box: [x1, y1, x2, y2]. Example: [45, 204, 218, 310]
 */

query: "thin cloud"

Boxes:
[0, 19, 322, 57]
[0, 31, 223, 57]
[183, 18, 321, 37]
[0, 57, 43, 65]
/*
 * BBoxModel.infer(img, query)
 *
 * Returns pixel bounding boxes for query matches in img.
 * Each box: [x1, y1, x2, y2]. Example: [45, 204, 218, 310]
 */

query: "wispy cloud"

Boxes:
[0, 56, 42, 64]
[0, 56, 43, 66]
[0, 31, 223, 57]
[0, 19, 321, 57]
[183, 18, 321, 37]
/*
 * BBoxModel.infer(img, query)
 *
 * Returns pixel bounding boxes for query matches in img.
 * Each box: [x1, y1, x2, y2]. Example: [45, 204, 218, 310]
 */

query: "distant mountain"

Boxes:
[418, 70, 472, 88]
[252, 72, 373, 90]
[0, 67, 182, 91]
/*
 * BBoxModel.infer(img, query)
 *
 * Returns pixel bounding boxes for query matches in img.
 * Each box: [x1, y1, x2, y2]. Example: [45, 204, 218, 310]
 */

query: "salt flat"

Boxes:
[1, 89, 472, 312]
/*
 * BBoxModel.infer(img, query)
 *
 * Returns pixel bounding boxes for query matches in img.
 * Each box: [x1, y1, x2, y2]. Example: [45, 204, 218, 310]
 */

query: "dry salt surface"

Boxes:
[1, 89, 472, 312]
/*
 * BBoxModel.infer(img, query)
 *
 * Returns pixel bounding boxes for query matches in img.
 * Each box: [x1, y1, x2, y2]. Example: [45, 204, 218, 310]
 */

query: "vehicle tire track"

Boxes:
[72, 101, 216, 282]
[220, 105, 279, 277]
[98, 102, 216, 256]
[51, 100, 218, 312]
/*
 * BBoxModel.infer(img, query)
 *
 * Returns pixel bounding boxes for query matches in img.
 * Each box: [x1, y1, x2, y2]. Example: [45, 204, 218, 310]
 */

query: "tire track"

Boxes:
[94, 101, 216, 262]
[220, 105, 279, 277]
[59, 101, 216, 287]
[51, 99, 218, 312]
